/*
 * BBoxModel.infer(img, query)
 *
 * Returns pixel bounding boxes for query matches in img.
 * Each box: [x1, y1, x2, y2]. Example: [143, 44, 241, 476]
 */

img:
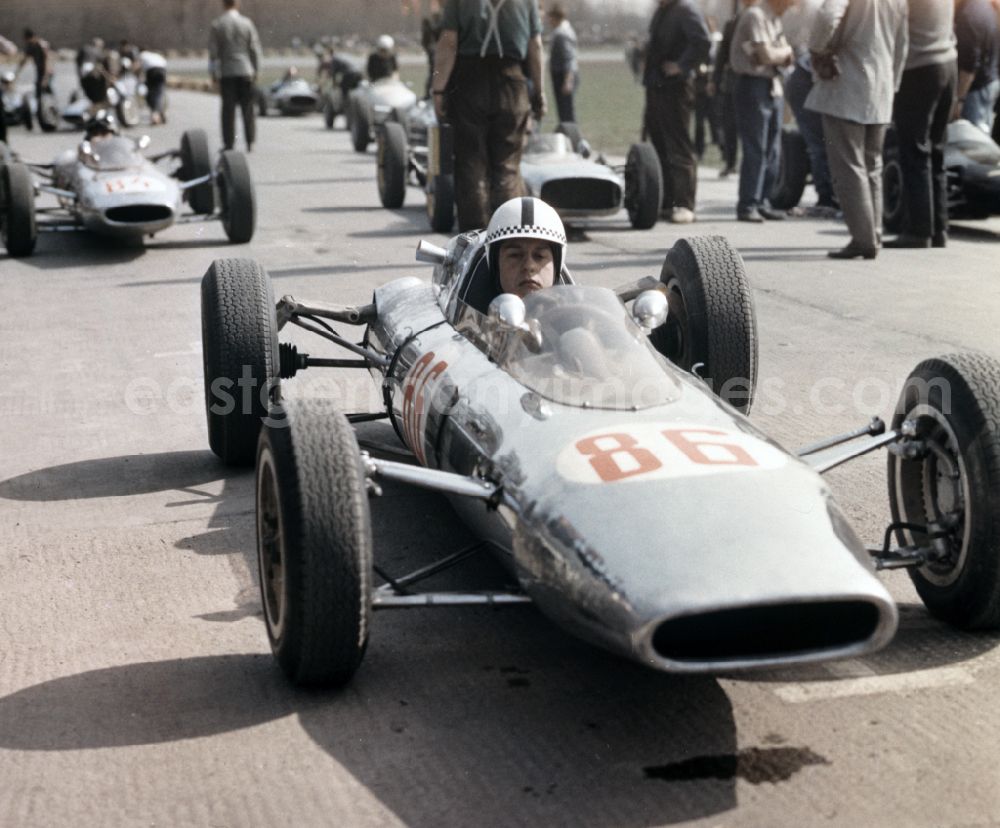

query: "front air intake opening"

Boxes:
[652, 601, 881, 663]
[105, 204, 173, 224]
[541, 178, 621, 212]
[290, 96, 316, 108]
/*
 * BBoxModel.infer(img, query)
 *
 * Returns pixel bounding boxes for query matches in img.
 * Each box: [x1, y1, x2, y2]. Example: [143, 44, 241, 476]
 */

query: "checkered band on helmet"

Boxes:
[485, 197, 567, 276]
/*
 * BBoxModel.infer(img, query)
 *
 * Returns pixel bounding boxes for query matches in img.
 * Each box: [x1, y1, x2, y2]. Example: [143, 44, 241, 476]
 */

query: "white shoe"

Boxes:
[670, 207, 695, 224]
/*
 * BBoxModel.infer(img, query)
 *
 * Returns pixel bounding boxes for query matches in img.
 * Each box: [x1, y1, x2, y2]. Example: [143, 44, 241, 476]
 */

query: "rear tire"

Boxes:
[256, 399, 373, 688]
[218, 150, 256, 244]
[377, 121, 408, 208]
[201, 258, 279, 466]
[350, 92, 371, 153]
[888, 353, 1000, 629]
[650, 236, 758, 414]
[769, 125, 809, 210]
[180, 128, 215, 215]
[1, 162, 37, 258]
[882, 143, 906, 235]
[426, 172, 455, 233]
[624, 142, 663, 230]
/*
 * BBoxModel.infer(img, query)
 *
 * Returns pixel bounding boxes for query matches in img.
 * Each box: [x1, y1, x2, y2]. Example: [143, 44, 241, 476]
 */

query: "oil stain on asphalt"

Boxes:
[644, 747, 830, 784]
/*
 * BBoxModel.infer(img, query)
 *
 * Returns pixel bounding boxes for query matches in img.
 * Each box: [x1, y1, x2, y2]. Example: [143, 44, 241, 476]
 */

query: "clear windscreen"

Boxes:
[496, 286, 679, 410]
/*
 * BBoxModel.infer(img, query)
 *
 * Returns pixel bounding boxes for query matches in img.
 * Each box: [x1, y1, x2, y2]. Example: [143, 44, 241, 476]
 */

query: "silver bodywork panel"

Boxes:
[50, 137, 182, 236]
[520, 134, 624, 218]
[356, 236, 899, 673]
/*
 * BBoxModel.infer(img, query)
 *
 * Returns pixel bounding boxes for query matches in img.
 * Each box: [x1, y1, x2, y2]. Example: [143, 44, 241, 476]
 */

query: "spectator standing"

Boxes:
[806, 0, 908, 259]
[642, 0, 712, 224]
[547, 3, 579, 124]
[138, 49, 169, 125]
[209, 0, 261, 152]
[432, 0, 546, 232]
[367, 35, 399, 82]
[730, 0, 795, 223]
[884, 0, 957, 248]
[781, 0, 838, 213]
[17, 29, 53, 103]
[954, 0, 1000, 132]
[421, 3, 444, 97]
[712, 8, 744, 178]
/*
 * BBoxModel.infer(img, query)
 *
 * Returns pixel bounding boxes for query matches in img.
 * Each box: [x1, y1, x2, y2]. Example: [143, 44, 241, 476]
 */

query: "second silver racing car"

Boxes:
[0, 117, 255, 257]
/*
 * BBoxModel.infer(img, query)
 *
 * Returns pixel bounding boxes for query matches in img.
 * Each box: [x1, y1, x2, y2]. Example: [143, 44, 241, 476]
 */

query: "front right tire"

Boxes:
[256, 399, 373, 687]
[650, 236, 758, 414]
[201, 258, 278, 465]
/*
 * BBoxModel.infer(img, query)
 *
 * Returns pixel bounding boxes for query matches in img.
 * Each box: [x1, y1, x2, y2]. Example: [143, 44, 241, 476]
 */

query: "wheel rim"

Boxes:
[884, 160, 903, 222]
[256, 447, 286, 639]
[655, 279, 691, 368]
[893, 403, 971, 586]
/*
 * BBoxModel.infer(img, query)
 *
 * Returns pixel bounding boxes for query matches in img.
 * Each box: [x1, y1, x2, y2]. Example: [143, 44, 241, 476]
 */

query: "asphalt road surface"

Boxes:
[3, 76, 1000, 828]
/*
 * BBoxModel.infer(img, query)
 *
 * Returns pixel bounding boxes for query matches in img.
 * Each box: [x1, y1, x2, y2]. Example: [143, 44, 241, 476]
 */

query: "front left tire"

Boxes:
[888, 353, 1000, 629]
[377, 121, 408, 208]
[256, 399, 373, 687]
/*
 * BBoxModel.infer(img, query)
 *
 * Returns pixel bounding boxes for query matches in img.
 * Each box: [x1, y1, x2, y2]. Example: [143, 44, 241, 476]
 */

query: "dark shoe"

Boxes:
[737, 208, 765, 223]
[827, 244, 878, 260]
[883, 234, 931, 249]
[758, 205, 786, 221]
[932, 231, 947, 248]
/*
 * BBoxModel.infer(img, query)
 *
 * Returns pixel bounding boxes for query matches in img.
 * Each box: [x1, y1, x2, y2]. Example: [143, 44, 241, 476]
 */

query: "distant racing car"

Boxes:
[0, 127, 255, 257]
[347, 76, 418, 153]
[257, 75, 320, 117]
[375, 112, 664, 233]
[197, 223, 1000, 688]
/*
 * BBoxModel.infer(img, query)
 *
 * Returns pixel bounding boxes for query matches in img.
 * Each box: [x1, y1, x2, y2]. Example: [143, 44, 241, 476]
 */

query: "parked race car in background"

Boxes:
[0, 128, 255, 257]
[347, 77, 418, 153]
[63, 69, 143, 130]
[771, 120, 1000, 227]
[1, 71, 58, 132]
[376, 113, 664, 233]
[198, 226, 1000, 689]
[884, 119, 1000, 232]
[257, 75, 319, 117]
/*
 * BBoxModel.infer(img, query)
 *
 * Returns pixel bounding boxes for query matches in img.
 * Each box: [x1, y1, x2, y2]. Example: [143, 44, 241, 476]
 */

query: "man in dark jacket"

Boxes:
[432, 0, 545, 232]
[642, 0, 712, 223]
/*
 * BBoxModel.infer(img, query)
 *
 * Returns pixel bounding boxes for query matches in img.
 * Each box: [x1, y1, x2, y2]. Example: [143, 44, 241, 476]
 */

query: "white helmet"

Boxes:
[376, 34, 395, 53]
[485, 196, 567, 279]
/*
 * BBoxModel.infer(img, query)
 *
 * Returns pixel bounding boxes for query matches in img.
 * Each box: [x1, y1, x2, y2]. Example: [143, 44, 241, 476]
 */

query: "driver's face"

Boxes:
[498, 238, 555, 298]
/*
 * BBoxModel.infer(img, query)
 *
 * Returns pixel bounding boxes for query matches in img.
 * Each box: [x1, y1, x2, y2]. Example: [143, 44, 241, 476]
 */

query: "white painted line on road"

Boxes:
[773, 665, 974, 703]
[154, 343, 203, 358]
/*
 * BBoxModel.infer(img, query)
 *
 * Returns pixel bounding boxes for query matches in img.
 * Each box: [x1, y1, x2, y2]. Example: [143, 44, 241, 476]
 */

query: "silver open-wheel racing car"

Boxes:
[376, 114, 664, 234]
[0, 128, 255, 257]
[199, 234, 1000, 688]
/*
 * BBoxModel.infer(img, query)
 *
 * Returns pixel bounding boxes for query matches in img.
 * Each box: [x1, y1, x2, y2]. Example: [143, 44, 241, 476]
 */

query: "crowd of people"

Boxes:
[7, 0, 1000, 260]
[645, 0, 1000, 258]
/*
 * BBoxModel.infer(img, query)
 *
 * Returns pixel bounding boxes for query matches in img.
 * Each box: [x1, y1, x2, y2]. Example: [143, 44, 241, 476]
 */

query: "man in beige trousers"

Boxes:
[806, 0, 908, 259]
